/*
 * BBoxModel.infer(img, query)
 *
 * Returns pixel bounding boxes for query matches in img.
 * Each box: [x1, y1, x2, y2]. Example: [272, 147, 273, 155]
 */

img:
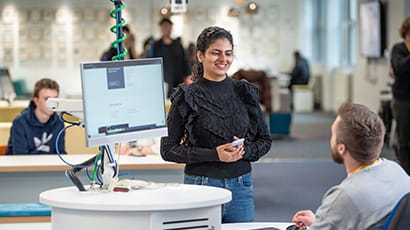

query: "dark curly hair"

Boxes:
[400, 17, 410, 39]
[192, 27, 234, 81]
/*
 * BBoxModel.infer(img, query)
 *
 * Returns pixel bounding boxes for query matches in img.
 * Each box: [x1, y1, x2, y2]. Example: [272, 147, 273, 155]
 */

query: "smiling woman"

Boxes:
[160, 26, 272, 223]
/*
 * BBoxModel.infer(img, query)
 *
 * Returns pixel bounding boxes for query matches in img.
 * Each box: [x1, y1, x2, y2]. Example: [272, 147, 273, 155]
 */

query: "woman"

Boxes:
[160, 26, 272, 223]
[390, 17, 410, 175]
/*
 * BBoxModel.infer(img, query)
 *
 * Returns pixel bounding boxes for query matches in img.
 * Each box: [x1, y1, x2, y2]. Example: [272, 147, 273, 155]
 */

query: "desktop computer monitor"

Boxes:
[80, 58, 167, 147]
[0, 68, 17, 101]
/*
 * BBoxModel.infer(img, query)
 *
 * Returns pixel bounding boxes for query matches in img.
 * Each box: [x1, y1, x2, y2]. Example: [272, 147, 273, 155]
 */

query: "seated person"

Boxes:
[119, 137, 160, 156]
[6, 78, 66, 155]
[287, 51, 310, 91]
[291, 103, 410, 229]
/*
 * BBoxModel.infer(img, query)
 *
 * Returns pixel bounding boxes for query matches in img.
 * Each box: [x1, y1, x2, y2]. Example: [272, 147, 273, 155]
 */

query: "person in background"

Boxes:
[390, 16, 410, 175]
[119, 137, 160, 156]
[153, 18, 192, 97]
[101, 25, 139, 61]
[291, 103, 410, 229]
[6, 78, 65, 155]
[287, 51, 310, 90]
[186, 42, 197, 67]
[140, 36, 155, 58]
[160, 26, 272, 223]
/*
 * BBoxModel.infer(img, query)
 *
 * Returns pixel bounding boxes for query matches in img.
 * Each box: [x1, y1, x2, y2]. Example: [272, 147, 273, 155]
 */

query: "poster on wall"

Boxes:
[30, 28, 42, 41]
[18, 9, 29, 22]
[30, 47, 42, 59]
[3, 48, 13, 61]
[266, 7, 279, 20]
[29, 9, 42, 22]
[43, 9, 54, 22]
[19, 27, 28, 42]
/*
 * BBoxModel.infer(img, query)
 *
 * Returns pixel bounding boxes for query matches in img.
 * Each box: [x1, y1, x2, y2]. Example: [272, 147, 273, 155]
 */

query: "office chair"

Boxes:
[383, 192, 410, 230]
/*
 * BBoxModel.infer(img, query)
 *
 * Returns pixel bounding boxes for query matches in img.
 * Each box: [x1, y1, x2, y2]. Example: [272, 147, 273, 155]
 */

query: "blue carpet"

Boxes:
[253, 160, 346, 222]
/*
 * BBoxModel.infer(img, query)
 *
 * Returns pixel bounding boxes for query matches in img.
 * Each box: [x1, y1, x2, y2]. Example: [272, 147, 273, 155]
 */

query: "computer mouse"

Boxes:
[286, 225, 300, 230]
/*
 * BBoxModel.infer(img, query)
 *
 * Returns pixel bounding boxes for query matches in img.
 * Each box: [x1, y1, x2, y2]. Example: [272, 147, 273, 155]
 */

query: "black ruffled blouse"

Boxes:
[160, 76, 272, 178]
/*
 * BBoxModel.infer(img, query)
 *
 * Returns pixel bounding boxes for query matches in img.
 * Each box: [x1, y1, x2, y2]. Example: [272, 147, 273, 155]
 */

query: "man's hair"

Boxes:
[336, 103, 385, 164]
[159, 18, 173, 26]
[400, 17, 410, 39]
[294, 51, 301, 58]
[33, 78, 59, 98]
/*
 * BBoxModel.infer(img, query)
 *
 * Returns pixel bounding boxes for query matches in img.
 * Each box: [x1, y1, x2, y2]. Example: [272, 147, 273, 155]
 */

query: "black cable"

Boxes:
[66, 155, 98, 191]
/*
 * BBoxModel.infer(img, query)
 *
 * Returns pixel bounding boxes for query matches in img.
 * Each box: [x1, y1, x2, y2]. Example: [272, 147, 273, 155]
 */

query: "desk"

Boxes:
[0, 222, 294, 230]
[223, 222, 293, 230]
[0, 122, 12, 146]
[40, 185, 231, 230]
[0, 105, 26, 122]
[0, 154, 184, 203]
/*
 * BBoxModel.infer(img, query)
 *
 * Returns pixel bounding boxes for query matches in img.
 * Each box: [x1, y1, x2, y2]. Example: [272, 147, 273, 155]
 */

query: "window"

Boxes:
[340, 0, 357, 66]
[312, 0, 327, 64]
[310, 0, 356, 66]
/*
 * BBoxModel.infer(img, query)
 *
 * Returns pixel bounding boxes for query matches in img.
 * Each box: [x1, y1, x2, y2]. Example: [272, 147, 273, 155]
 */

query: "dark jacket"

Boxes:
[6, 101, 66, 155]
[391, 42, 410, 102]
[153, 38, 192, 97]
[290, 57, 310, 85]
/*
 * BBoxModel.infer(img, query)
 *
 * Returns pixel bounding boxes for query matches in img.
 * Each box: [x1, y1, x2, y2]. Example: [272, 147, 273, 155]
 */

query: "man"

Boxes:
[6, 78, 65, 154]
[288, 51, 310, 90]
[292, 103, 410, 229]
[153, 18, 192, 98]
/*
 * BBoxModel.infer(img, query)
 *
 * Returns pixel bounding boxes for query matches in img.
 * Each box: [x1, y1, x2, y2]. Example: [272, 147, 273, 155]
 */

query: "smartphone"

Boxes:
[232, 138, 245, 147]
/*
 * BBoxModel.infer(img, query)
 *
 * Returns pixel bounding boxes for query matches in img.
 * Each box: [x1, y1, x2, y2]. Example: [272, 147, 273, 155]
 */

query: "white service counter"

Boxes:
[40, 184, 231, 230]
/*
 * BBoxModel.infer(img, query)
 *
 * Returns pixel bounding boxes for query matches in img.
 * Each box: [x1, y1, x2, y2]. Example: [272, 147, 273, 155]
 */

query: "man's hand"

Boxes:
[292, 210, 315, 228]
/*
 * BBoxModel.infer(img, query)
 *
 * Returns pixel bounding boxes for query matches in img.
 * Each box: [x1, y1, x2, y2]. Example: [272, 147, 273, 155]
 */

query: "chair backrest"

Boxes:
[383, 192, 410, 230]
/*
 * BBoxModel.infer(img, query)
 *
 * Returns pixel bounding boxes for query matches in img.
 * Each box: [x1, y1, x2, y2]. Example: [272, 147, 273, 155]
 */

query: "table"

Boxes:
[0, 154, 184, 203]
[0, 222, 295, 230]
[223, 222, 294, 230]
[0, 105, 26, 122]
[40, 184, 231, 230]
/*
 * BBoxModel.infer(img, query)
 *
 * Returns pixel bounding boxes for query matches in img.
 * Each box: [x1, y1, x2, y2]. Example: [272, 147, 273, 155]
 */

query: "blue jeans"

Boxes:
[184, 172, 255, 223]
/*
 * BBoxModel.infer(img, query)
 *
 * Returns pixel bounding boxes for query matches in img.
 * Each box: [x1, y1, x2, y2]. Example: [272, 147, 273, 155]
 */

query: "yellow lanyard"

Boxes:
[349, 159, 381, 175]
[406, 42, 410, 52]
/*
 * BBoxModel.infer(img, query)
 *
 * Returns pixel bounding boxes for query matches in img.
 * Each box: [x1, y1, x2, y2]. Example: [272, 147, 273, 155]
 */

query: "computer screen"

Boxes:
[0, 68, 16, 101]
[80, 58, 167, 147]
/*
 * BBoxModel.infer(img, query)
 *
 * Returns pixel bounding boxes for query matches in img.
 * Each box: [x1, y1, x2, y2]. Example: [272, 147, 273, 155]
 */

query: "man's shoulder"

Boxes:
[12, 108, 31, 125]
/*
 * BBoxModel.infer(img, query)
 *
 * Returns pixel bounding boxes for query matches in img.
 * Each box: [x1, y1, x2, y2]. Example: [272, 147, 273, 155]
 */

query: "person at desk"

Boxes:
[287, 51, 310, 91]
[119, 137, 160, 156]
[160, 26, 272, 223]
[390, 17, 410, 175]
[6, 78, 65, 155]
[291, 103, 410, 229]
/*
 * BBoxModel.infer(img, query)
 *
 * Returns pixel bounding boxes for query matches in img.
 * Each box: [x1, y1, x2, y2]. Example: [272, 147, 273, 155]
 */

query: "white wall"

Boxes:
[0, 0, 300, 97]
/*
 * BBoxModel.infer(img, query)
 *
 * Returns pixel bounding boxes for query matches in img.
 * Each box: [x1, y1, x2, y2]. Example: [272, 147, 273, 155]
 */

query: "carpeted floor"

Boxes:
[253, 160, 346, 222]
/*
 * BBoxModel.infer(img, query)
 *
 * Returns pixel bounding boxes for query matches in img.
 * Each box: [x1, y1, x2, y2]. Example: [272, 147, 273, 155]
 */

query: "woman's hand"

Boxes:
[216, 137, 245, 162]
